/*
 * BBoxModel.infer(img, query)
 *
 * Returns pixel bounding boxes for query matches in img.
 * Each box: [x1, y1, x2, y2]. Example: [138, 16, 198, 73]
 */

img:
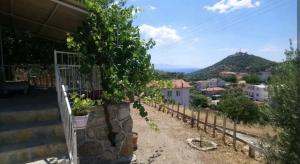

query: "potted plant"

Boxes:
[132, 132, 138, 151]
[71, 93, 94, 129]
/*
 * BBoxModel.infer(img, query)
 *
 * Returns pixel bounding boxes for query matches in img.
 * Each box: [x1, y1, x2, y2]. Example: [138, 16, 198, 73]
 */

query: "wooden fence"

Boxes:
[145, 101, 263, 159]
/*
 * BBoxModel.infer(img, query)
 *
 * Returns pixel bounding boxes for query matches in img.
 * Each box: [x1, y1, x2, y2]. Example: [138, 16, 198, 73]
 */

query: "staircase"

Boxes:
[0, 89, 69, 164]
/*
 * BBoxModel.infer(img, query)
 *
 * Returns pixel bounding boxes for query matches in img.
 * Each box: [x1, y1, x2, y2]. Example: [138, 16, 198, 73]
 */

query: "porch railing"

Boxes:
[56, 69, 78, 164]
[54, 51, 80, 164]
[54, 50, 102, 164]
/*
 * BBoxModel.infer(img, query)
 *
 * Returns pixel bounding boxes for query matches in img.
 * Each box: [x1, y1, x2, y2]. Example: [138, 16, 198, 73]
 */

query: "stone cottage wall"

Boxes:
[76, 103, 133, 164]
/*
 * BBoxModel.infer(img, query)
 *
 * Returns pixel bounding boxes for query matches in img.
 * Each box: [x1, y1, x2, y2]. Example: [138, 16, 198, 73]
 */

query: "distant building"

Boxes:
[258, 71, 271, 82]
[195, 78, 225, 90]
[161, 79, 192, 107]
[219, 71, 237, 78]
[243, 84, 269, 101]
[201, 87, 225, 95]
[219, 71, 248, 80]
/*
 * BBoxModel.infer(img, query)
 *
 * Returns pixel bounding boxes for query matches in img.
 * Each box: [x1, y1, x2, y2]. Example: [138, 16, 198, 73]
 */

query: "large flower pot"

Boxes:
[73, 114, 89, 130]
[132, 132, 138, 151]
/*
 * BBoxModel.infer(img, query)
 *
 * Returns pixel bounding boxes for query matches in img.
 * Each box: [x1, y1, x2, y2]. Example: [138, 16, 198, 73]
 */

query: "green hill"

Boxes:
[186, 52, 277, 80]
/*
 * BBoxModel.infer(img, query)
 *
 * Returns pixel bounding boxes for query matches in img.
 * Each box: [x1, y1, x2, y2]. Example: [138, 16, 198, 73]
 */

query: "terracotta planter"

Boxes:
[132, 132, 138, 151]
[73, 114, 89, 130]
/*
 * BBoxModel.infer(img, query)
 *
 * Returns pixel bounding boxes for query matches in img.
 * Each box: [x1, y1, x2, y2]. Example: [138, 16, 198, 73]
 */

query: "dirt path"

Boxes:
[132, 104, 262, 164]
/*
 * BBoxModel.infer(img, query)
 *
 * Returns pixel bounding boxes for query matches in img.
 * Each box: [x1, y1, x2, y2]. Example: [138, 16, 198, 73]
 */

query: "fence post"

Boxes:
[177, 103, 180, 118]
[222, 116, 227, 144]
[171, 102, 174, 117]
[213, 113, 217, 138]
[233, 120, 237, 151]
[197, 110, 200, 129]
[204, 109, 208, 132]
[191, 108, 194, 128]
[249, 144, 255, 158]
[167, 100, 170, 114]
[183, 105, 186, 122]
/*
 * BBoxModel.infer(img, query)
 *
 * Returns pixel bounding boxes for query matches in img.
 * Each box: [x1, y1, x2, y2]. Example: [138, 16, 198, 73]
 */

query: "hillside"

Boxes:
[186, 52, 277, 80]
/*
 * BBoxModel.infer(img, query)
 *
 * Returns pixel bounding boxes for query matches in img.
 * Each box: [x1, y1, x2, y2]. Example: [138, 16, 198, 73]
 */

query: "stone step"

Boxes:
[0, 120, 64, 146]
[0, 138, 67, 164]
[26, 156, 70, 164]
[0, 108, 60, 125]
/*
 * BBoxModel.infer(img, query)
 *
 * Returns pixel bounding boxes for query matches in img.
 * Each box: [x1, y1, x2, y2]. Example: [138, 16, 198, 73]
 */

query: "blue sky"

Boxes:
[127, 0, 297, 68]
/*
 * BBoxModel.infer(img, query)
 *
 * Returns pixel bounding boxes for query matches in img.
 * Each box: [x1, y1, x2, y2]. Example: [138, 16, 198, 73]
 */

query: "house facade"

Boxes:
[243, 84, 269, 101]
[161, 79, 192, 107]
[195, 78, 225, 90]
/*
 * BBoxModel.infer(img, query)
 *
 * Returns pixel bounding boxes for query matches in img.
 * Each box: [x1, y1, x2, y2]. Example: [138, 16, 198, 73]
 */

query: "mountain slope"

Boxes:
[186, 52, 277, 80]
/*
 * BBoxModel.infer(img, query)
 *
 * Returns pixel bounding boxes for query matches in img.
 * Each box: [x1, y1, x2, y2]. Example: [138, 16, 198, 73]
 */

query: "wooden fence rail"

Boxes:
[145, 102, 263, 159]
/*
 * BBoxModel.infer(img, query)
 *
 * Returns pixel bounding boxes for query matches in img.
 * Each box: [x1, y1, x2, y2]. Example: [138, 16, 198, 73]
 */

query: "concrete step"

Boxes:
[0, 138, 67, 164]
[0, 108, 59, 125]
[0, 121, 64, 146]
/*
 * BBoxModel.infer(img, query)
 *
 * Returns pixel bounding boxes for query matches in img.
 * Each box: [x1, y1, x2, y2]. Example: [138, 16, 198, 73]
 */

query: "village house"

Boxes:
[219, 71, 237, 78]
[201, 87, 225, 95]
[195, 78, 225, 90]
[219, 71, 248, 80]
[161, 79, 192, 107]
[243, 84, 269, 101]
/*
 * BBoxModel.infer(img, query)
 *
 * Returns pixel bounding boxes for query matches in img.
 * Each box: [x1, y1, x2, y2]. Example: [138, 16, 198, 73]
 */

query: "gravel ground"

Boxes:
[132, 104, 262, 164]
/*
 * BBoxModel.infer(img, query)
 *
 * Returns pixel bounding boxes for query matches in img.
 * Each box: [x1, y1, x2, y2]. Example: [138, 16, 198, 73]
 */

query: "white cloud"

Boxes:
[204, 0, 260, 13]
[139, 24, 182, 44]
[149, 5, 157, 10]
[182, 26, 188, 30]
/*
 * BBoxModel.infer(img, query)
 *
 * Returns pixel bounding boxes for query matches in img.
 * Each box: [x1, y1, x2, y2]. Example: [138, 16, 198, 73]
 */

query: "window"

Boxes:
[176, 90, 180, 97]
[167, 90, 172, 97]
[256, 93, 259, 97]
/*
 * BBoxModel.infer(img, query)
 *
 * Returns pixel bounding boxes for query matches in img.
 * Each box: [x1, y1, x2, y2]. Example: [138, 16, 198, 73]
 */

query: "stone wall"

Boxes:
[76, 103, 133, 164]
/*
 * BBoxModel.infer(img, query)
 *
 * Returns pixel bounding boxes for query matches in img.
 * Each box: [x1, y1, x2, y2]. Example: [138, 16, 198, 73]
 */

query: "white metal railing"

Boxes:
[54, 50, 80, 164]
[56, 69, 78, 164]
[54, 50, 102, 164]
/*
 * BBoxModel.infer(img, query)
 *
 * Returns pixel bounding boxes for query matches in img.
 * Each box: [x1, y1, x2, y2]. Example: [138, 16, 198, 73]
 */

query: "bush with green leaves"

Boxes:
[190, 88, 208, 108]
[70, 93, 94, 116]
[243, 74, 261, 84]
[218, 95, 261, 124]
[264, 41, 300, 163]
[67, 0, 155, 106]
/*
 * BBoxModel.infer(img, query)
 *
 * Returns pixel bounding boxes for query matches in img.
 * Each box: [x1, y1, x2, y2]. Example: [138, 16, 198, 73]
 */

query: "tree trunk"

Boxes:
[197, 110, 200, 129]
[213, 114, 217, 138]
[233, 120, 237, 151]
[204, 109, 208, 133]
[223, 117, 227, 144]
[103, 104, 117, 146]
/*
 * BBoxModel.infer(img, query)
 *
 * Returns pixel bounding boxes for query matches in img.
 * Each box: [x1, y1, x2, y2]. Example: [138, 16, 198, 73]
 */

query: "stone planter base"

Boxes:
[76, 103, 133, 164]
[186, 138, 217, 151]
[73, 114, 89, 130]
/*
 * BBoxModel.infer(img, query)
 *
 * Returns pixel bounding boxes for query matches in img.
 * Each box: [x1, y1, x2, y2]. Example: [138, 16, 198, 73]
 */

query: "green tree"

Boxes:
[222, 75, 237, 83]
[218, 96, 261, 124]
[67, 0, 155, 144]
[190, 88, 208, 108]
[244, 74, 261, 84]
[264, 41, 300, 163]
